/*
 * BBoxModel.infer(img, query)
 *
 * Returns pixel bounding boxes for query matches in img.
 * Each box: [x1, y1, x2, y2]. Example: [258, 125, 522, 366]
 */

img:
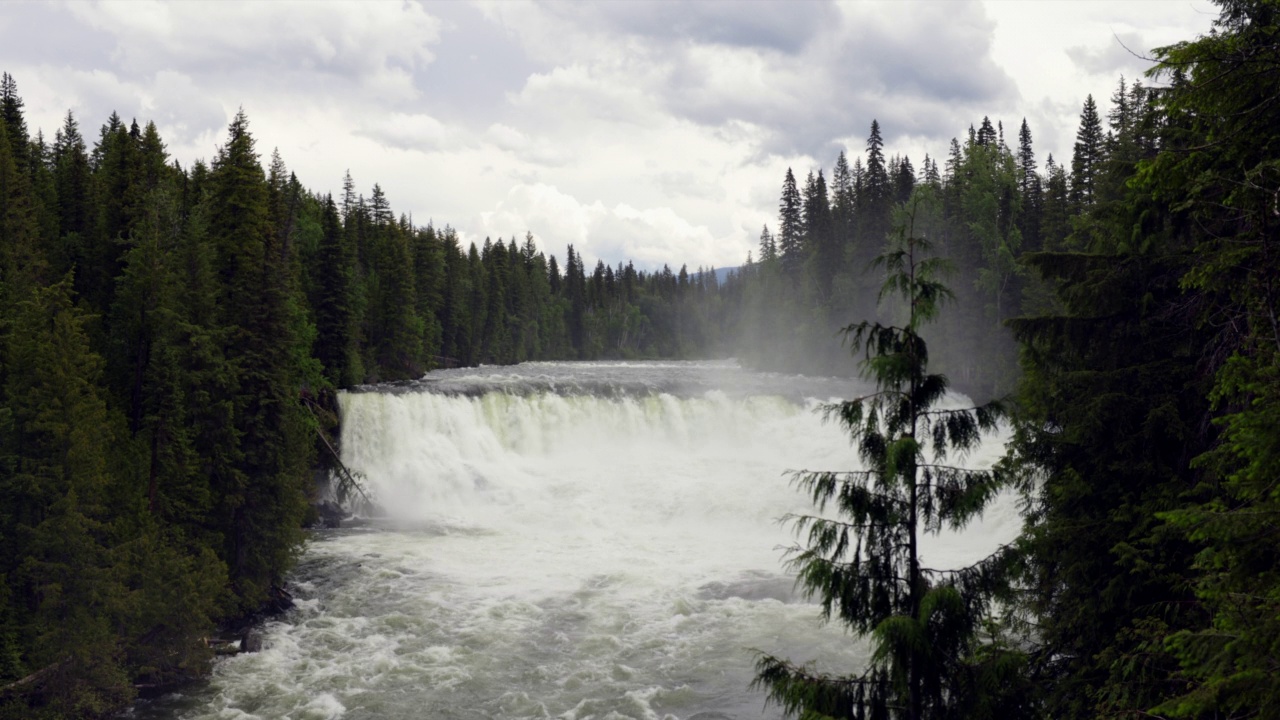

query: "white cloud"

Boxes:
[983, 0, 1214, 161]
[477, 183, 604, 250]
[484, 123, 572, 167]
[359, 112, 460, 153]
[473, 184, 729, 270]
[69, 0, 442, 80]
[0, 0, 1220, 273]
[1067, 31, 1155, 77]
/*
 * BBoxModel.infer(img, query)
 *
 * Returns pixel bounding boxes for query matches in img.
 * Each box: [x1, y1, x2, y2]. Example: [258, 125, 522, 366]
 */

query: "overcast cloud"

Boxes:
[1, 0, 1215, 270]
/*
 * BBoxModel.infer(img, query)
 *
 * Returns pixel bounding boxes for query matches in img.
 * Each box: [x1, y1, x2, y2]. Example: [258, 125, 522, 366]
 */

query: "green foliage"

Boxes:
[313, 194, 361, 386]
[755, 196, 1015, 720]
[2, 277, 130, 715]
[1069, 95, 1104, 204]
[1008, 246, 1209, 718]
[1137, 3, 1280, 716]
[0, 76, 741, 715]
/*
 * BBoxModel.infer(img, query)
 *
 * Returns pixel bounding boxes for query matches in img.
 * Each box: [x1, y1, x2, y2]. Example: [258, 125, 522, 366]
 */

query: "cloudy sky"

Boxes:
[1, 0, 1215, 270]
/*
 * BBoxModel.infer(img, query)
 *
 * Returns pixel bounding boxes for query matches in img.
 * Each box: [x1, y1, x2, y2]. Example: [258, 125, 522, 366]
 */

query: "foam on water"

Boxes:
[132, 361, 1019, 720]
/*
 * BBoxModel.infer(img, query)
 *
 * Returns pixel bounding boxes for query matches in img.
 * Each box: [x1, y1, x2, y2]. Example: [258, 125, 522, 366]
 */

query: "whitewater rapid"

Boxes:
[132, 361, 1020, 720]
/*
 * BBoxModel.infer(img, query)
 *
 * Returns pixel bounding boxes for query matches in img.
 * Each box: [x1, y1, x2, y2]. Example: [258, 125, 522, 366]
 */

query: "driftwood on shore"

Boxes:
[0, 659, 64, 697]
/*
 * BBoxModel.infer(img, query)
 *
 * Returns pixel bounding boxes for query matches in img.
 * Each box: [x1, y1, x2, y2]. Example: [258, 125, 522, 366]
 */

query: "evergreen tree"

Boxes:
[861, 120, 891, 245]
[2, 277, 132, 715]
[340, 170, 357, 222]
[465, 242, 487, 364]
[1138, 3, 1280, 715]
[313, 195, 360, 386]
[975, 117, 997, 147]
[365, 184, 421, 379]
[777, 168, 804, 276]
[1039, 155, 1070, 252]
[757, 224, 777, 263]
[412, 225, 445, 367]
[480, 237, 511, 363]
[0, 73, 29, 177]
[831, 150, 857, 252]
[921, 155, 941, 188]
[565, 245, 587, 356]
[1069, 95, 1104, 204]
[892, 155, 915, 206]
[755, 194, 1017, 720]
[27, 133, 58, 259]
[51, 112, 91, 273]
[204, 110, 311, 611]
[438, 229, 472, 365]
[1009, 131, 1209, 717]
[0, 103, 45, 296]
[803, 170, 837, 301]
[1015, 119, 1041, 252]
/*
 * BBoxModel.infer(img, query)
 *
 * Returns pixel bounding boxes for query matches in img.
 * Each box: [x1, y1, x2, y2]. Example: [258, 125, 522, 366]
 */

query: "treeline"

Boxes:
[736, 0, 1280, 717]
[722, 85, 1138, 400]
[0, 73, 723, 716]
[316, 178, 728, 385]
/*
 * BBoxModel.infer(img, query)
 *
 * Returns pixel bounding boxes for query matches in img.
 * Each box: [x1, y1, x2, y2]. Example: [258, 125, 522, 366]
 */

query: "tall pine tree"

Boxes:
[755, 195, 1017, 720]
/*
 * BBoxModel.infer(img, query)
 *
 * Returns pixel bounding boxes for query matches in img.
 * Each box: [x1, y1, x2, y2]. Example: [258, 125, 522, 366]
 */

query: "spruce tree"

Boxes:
[438, 230, 472, 365]
[758, 224, 777, 263]
[0, 108, 45, 296]
[4, 276, 132, 714]
[975, 117, 997, 147]
[831, 150, 857, 251]
[1014, 119, 1041, 253]
[777, 168, 804, 276]
[1139, 3, 1280, 715]
[51, 112, 91, 267]
[1069, 95, 1103, 204]
[27, 133, 58, 259]
[205, 110, 311, 611]
[564, 245, 586, 356]
[481, 236, 511, 363]
[754, 193, 1016, 720]
[0, 73, 29, 176]
[861, 120, 890, 242]
[313, 195, 359, 386]
[893, 155, 915, 206]
[412, 225, 445, 367]
[803, 170, 837, 300]
[466, 242, 487, 364]
[1008, 70, 1213, 710]
[849, 121, 893, 320]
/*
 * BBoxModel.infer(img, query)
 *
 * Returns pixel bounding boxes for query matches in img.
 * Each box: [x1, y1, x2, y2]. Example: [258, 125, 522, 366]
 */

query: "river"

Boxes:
[128, 360, 1019, 720]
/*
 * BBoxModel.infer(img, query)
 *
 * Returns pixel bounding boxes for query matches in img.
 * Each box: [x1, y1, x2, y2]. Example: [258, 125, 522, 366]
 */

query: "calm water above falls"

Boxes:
[130, 360, 1019, 720]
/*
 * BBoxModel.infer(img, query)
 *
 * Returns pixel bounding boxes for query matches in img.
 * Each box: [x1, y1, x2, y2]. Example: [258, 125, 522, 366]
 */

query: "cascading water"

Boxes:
[131, 361, 1020, 720]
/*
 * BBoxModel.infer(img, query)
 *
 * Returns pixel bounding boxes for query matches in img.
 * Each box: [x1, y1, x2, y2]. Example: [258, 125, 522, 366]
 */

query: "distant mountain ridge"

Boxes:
[692, 266, 740, 285]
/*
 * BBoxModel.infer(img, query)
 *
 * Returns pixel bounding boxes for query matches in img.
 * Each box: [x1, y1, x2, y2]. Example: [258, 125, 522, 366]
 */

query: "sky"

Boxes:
[0, 0, 1218, 271]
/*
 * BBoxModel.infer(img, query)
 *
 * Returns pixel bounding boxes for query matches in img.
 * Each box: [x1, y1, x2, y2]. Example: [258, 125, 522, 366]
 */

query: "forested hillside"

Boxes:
[736, 0, 1280, 717]
[723, 98, 1127, 400]
[1007, 2, 1280, 715]
[0, 76, 726, 717]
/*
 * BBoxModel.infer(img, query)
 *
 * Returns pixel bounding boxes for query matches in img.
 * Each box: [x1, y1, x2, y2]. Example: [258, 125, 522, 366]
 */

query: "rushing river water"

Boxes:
[130, 360, 1019, 720]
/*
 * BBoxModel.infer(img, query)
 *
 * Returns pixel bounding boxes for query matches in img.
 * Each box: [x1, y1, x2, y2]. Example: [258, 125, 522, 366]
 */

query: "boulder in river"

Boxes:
[240, 630, 263, 653]
[312, 500, 346, 529]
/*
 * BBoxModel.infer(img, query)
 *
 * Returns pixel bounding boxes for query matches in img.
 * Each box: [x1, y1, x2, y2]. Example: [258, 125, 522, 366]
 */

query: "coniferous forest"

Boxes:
[2, 0, 1279, 716]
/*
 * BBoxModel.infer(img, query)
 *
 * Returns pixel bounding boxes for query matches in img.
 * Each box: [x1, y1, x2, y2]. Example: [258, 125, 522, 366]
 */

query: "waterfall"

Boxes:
[137, 362, 1019, 720]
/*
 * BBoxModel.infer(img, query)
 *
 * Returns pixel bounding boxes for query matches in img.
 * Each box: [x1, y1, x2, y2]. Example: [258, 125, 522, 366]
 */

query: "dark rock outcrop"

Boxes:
[312, 500, 346, 529]
[240, 630, 264, 653]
